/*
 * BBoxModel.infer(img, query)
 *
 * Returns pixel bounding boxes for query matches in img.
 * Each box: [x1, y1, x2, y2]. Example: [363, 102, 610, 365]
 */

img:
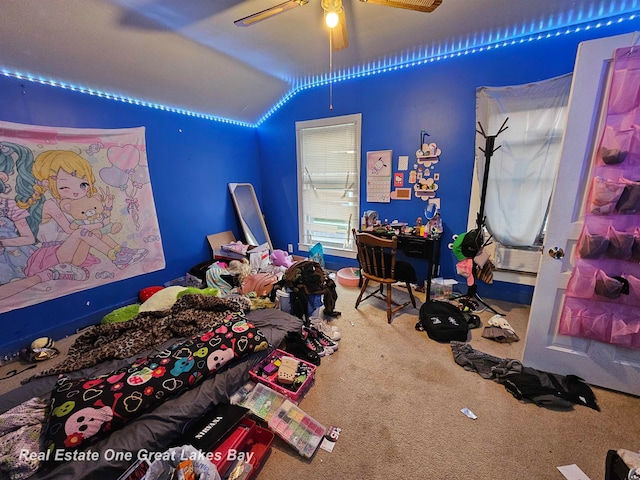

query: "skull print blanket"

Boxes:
[40, 302, 269, 458]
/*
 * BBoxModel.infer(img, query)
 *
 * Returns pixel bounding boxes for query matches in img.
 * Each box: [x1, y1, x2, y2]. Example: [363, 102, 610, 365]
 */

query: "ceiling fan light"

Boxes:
[325, 11, 339, 28]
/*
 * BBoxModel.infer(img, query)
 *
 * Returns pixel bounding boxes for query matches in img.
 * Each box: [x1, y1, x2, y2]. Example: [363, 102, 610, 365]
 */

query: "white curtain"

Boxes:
[476, 73, 572, 246]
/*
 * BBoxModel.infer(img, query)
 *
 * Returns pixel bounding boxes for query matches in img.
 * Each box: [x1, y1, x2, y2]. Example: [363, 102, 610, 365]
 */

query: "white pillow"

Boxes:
[138, 285, 188, 312]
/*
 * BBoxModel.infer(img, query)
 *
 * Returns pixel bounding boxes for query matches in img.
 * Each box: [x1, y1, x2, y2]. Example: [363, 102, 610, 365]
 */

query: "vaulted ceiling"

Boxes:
[1, 0, 638, 126]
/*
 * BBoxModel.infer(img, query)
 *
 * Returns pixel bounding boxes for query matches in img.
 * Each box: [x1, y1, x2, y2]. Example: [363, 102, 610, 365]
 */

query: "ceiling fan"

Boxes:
[234, 0, 443, 51]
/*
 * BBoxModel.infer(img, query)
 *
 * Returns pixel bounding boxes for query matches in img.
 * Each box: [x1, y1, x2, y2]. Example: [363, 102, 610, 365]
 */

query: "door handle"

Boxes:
[548, 247, 565, 259]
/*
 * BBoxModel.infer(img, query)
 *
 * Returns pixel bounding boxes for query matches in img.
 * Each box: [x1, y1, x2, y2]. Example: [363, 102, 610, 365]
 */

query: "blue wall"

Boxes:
[1, 21, 639, 357]
[0, 77, 261, 357]
[258, 21, 640, 305]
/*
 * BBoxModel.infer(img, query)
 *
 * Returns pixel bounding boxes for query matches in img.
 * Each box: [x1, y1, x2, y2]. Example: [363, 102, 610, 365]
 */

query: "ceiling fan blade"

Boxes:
[358, 0, 442, 13]
[330, 9, 348, 51]
[234, 0, 309, 27]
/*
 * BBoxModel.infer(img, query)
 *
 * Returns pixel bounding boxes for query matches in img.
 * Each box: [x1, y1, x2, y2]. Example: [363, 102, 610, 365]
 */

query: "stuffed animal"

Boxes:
[227, 259, 251, 282]
[271, 249, 293, 268]
[60, 195, 122, 237]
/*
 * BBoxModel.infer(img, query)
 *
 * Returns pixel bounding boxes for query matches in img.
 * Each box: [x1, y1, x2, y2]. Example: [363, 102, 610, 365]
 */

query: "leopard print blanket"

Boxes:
[24, 294, 252, 382]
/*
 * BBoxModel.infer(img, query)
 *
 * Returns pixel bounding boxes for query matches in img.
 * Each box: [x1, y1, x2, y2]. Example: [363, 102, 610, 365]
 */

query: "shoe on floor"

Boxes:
[304, 326, 338, 354]
[284, 331, 321, 366]
[309, 317, 341, 341]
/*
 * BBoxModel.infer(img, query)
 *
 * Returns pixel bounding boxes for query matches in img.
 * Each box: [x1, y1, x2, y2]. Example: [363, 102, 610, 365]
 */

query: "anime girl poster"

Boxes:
[0, 120, 165, 314]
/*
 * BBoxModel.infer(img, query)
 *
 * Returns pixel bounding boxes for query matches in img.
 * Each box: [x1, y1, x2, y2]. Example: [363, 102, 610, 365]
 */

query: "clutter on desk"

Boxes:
[359, 211, 443, 241]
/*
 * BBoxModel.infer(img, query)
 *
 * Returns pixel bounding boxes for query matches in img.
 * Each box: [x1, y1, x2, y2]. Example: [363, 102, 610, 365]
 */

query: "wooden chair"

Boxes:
[352, 228, 417, 323]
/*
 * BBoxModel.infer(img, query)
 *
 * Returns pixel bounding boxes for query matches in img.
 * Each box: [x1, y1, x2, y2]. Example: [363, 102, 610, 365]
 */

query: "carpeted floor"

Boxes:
[0, 281, 638, 480]
[254, 282, 639, 480]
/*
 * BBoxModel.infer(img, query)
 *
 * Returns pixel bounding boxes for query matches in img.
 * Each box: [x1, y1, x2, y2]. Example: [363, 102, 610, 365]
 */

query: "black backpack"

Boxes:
[417, 300, 469, 342]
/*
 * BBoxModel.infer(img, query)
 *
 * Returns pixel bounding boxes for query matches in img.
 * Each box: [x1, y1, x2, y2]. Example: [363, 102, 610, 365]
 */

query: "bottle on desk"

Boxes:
[415, 216, 424, 237]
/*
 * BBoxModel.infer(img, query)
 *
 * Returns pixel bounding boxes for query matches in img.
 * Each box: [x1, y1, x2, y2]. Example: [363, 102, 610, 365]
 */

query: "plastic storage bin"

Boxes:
[249, 349, 316, 403]
[210, 416, 274, 480]
[267, 399, 326, 458]
[235, 382, 287, 422]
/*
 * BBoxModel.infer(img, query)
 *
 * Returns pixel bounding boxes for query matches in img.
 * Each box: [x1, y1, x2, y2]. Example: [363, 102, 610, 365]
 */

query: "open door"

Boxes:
[523, 32, 640, 396]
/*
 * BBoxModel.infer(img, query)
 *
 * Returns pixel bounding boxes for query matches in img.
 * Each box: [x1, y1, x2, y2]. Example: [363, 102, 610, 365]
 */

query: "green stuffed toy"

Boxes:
[176, 286, 219, 298]
[101, 304, 140, 325]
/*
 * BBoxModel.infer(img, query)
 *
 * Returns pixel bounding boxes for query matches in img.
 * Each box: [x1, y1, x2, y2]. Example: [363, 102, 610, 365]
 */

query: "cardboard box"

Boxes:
[207, 231, 237, 252]
[206, 231, 248, 262]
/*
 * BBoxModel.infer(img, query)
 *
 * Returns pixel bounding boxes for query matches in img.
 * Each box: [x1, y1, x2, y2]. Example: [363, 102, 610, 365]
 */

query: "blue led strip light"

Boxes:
[1, 9, 639, 128]
[256, 10, 640, 125]
[0, 70, 256, 128]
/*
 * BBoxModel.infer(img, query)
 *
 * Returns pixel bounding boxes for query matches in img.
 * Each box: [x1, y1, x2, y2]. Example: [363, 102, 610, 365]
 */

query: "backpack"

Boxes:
[417, 300, 469, 342]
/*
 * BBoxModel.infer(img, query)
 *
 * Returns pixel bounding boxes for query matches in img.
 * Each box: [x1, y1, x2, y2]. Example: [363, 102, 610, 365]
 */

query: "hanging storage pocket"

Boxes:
[594, 269, 626, 299]
[606, 226, 634, 259]
[566, 268, 596, 299]
[597, 125, 630, 165]
[621, 274, 640, 307]
[615, 177, 640, 214]
[609, 316, 640, 348]
[606, 67, 640, 115]
[577, 227, 609, 259]
[557, 304, 611, 343]
[588, 177, 625, 215]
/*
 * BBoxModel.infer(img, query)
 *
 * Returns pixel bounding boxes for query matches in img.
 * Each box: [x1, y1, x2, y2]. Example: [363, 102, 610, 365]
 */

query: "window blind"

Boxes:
[297, 115, 361, 253]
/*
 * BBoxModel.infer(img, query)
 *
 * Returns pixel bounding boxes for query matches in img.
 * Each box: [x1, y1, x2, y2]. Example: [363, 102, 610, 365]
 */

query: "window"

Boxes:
[296, 114, 361, 259]
[471, 74, 572, 283]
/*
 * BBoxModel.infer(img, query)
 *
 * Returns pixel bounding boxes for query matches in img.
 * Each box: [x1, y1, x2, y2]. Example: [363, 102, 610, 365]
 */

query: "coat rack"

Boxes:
[460, 117, 509, 315]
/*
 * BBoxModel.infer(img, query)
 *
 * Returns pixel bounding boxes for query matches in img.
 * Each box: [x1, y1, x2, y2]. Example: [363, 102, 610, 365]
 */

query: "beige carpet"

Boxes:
[1, 283, 638, 480]
[255, 282, 639, 480]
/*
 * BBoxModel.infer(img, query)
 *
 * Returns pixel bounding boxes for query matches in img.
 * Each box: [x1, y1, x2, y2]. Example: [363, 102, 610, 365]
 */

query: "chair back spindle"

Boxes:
[352, 228, 416, 323]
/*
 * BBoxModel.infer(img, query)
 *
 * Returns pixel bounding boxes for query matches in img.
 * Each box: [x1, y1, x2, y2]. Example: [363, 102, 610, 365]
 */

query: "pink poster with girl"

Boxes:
[0, 120, 165, 314]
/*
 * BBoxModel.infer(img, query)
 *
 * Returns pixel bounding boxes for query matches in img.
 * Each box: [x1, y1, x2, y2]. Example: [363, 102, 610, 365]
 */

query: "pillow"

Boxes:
[101, 304, 140, 325]
[139, 286, 165, 303]
[42, 313, 270, 456]
[138, 285, 188, 312]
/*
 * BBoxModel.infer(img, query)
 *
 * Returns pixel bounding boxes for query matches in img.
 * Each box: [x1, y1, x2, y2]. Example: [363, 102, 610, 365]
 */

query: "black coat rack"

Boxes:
[460, 117, 509, 315]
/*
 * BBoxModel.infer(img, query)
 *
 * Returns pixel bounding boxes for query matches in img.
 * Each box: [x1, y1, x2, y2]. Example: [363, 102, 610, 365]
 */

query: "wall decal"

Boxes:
[390, 188, 412, 200]
[394, 172, 404, 187]
[366, 150, 392, 203]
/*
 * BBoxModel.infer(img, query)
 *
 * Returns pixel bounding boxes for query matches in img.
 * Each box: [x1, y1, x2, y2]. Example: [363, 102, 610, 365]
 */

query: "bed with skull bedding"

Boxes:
[0, 299, 302, 480]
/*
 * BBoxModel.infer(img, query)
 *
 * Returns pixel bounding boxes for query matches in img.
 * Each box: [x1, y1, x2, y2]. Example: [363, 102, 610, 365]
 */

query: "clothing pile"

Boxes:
[481, 314, 520, 343]
[450, 341, 599, 410]
[272, 260, 340, 321]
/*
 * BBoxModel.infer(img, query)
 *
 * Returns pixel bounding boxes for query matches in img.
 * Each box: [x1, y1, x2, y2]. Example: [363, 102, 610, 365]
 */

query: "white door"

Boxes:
[523, 32, 640, 396]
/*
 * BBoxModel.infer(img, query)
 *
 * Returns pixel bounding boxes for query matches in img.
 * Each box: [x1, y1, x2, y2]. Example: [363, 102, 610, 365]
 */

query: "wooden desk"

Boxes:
[395, 234, 441, 302]
[359, 230, 441, 302]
